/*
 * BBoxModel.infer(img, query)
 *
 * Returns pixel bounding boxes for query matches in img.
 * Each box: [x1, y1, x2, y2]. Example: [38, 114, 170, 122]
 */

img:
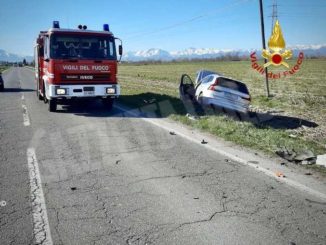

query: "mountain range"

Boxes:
[1, 44, 325, 63]
[0, 49, 33, 63]
[123, 44, 326, 62]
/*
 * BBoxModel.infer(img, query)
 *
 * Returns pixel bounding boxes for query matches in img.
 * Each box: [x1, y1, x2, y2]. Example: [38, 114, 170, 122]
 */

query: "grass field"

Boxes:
[0, 65, 9, 73]
[118, 59, 326, 164]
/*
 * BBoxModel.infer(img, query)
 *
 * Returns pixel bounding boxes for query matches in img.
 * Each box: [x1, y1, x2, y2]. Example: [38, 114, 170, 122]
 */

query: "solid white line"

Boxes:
[27, 148, 53, 245]
[114, 104, 326, 202]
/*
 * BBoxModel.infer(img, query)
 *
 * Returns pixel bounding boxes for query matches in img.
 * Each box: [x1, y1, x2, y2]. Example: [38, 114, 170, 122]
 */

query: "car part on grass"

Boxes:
[316, 154, 326, 167]
[276, 147, 317, 165]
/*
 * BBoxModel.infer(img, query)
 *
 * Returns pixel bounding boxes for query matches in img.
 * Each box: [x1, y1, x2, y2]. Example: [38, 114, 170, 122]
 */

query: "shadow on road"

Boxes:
[1, 88, 35, 93]
[55, 100, 116, 118]
[50, 92, 318, 130]
[118, 92, 319, 130]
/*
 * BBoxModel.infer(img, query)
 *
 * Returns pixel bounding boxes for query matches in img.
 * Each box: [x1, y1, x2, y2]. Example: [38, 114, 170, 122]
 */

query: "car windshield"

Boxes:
[50, 34, 116, 60]
[219, 77, 249, 94]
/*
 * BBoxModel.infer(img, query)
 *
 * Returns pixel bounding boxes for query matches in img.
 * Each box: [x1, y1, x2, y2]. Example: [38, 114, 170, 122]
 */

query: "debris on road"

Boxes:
[169, 131, 176, 135]
[70, 187, 77, 191]
[305, 172, 312, 176]
[316, 154, 326, 167]
[201, 139, 208, 144]
[248, 160, 259, 164]
[276, 147, 317, 165]
[116, 160, 121, 164]
[294, 150, 315, 162]
[276, 147, 296, 161]
[0, 200, 6, 207]
[275, 171, 285, 178]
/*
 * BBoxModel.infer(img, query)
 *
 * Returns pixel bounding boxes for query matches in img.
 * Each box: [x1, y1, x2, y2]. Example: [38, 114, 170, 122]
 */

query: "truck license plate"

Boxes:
[84, 91, 94, 95]
[84, 87, 94, 95]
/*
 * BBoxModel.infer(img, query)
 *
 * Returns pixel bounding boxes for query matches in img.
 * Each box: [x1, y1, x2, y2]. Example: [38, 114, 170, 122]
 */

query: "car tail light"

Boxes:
[208, 78, 219, 91]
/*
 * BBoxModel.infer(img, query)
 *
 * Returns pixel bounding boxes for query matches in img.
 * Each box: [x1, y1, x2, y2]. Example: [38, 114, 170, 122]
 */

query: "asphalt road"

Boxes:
[1, 67, 326, 245]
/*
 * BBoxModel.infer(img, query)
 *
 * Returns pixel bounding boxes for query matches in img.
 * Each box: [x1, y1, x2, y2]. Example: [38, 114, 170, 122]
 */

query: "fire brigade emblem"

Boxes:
[262, 20, 292, 68]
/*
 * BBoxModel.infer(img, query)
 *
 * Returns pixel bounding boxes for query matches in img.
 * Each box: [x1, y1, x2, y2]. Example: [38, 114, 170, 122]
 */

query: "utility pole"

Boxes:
[259, 0, 270, 97]
[271, 0, 278, 33]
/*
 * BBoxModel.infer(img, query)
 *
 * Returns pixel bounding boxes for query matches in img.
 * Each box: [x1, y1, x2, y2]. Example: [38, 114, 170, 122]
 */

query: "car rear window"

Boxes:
[219, 78, 249, 94]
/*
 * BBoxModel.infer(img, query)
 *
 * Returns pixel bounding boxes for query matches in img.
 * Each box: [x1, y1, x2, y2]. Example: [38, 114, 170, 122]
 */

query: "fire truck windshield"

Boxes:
[50, 34, 117, 60]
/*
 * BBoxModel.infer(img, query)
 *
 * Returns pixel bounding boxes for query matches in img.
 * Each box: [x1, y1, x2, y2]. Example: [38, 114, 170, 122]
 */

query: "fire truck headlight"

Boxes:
[106, 88, 115, 94]
[56, 88, 67, 95]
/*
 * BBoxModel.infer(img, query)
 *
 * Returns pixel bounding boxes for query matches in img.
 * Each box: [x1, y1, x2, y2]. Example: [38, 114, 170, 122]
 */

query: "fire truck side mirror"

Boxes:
[118, 45, 123, 56]
[37, 38, 43, 45]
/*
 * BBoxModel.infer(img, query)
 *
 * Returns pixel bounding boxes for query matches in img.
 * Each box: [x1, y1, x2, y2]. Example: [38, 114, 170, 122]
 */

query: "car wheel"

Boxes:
[102, 98, 114, 110]
[0, 83, 4, 91]
[48, 99, 57, 112]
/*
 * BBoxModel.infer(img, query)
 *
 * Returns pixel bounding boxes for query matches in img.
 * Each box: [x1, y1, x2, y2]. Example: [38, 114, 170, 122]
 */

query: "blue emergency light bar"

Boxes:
[103, 24, 110, 31]
[53, 21, 60, 28]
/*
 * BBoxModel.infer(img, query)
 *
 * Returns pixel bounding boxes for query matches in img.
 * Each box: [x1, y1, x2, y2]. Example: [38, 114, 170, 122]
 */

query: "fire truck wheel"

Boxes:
[102, 98, 114, 110]
[48, 99, 57, 112]
[36, 83, 43, 100]
[42, 82, 48, 103]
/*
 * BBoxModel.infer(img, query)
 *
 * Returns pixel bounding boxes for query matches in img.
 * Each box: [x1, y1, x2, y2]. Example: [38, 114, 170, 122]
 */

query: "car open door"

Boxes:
[179, 74, 203, 115]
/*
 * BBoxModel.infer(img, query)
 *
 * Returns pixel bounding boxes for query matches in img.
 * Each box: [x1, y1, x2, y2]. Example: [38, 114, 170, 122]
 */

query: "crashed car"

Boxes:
[0, 72, 4, 91]
[180, 70, 251, 113]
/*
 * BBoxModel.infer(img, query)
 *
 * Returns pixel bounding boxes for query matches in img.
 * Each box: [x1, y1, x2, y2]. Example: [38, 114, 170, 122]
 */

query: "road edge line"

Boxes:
[115, 104, 326, 202]
[27, 148, 53, 245]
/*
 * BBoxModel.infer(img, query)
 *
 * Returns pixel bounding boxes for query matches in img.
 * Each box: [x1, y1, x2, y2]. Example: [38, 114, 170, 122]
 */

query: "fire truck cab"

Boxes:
[34, 21, 122, 112]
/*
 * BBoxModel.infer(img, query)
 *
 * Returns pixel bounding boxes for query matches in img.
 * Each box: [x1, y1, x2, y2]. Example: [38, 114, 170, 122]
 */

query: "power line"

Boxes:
[270, 0, 278, 33]
[125, 0, 252, 39]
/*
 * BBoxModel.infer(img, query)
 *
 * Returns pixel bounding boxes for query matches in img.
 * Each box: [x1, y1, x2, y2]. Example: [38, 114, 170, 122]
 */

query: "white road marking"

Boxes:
[22, 103, 31, 126]
[115, 104, 326, 202]
[21, 90, 30, 126]
[27, 148, 53, 245]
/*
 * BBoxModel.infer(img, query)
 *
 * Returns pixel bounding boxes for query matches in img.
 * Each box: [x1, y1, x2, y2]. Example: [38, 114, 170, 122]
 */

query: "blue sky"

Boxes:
[0, 0, 325, 56]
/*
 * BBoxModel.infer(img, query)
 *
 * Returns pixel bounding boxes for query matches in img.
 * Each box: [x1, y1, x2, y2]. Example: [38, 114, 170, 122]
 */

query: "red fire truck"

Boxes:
[34, 21, 122, 112]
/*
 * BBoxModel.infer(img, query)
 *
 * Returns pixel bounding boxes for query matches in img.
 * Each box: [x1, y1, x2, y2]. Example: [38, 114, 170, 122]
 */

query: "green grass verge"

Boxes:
[0, 65, 10, 73]
[170, 114, 325, 155]
[118, 59, 326, 160]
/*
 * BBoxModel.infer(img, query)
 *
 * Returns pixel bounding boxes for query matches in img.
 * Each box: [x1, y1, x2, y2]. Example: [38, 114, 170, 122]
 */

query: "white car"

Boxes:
[180, 70, 251, 113]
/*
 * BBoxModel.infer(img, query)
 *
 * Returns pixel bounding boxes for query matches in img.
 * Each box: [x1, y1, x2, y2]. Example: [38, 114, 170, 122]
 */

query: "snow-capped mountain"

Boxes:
[124, 48, 172, 61]
[0, 49, 33, 63]
[1, 44, 325, 63]
[123, 44, 326, 62]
